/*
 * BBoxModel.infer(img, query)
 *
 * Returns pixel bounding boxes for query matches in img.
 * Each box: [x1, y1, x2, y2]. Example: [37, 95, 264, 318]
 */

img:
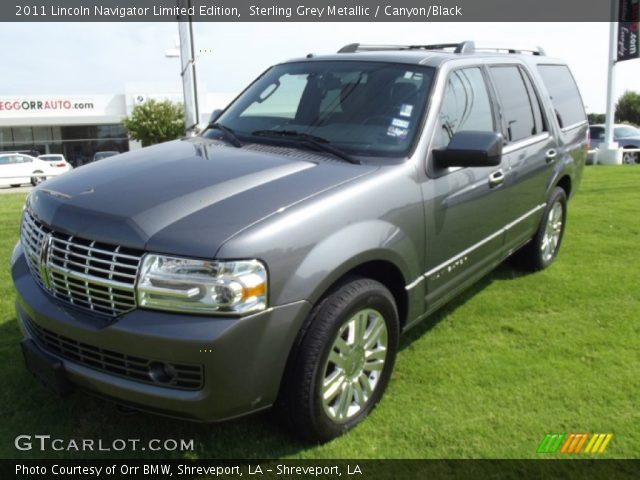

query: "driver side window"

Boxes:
[437, 68, 495, 148]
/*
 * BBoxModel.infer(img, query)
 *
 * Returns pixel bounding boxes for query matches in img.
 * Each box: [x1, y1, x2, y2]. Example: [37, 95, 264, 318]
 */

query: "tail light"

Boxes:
[585, 129, 590, 153]
[55, 162, 66, 167]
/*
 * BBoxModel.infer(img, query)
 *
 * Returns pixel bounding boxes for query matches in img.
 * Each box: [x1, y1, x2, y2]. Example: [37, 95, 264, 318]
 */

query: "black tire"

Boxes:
[511, 187, 567, 272]
[622, 149, 639, 165]
[279, 276, 399, 443]
[31, 171, 46, 186]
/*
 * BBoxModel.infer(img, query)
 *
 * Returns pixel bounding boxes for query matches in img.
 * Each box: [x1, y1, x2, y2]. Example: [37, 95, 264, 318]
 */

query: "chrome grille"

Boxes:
[20, 210, 143, 317]
[25, 317, 204, 391]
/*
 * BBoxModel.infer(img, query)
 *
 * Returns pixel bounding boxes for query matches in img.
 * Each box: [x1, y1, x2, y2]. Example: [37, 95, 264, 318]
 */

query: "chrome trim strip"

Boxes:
[502, 133, 550, 154]
[424, 228, 504, 279]
[404, 275, 425, 291]
[405, 203, 547, 290]
[561, 120, 588, 132]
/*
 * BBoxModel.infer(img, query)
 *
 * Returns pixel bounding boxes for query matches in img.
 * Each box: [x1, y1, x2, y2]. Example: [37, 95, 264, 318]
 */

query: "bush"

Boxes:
[615, 91, 640, 126]
[122, 99, 185, 147]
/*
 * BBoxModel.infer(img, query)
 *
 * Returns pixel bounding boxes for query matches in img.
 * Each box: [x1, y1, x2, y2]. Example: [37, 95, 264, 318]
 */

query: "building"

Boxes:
[0, 87, 235, 166]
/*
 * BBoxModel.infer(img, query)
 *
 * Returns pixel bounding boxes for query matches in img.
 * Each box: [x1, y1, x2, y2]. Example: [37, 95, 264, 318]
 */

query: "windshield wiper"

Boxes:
[207, 123, 243, 148]
[251, 129, 360, 165]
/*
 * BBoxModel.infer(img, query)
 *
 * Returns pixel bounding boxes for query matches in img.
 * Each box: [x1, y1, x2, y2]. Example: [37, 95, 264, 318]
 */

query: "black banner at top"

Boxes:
[0, 0, 623, 22]
[618, 0, 640, 61]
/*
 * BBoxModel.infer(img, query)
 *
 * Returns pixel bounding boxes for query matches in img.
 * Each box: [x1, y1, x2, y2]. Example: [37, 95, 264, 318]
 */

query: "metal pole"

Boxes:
[604, 1, 618, 146]
[598, 0, 622, 164]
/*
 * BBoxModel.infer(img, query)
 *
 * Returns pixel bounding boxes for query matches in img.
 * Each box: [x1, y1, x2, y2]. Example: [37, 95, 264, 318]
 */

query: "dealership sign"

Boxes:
[618, 0, 640, 61]
[0, 95, 126, 124]
[0, 98, 95, 113]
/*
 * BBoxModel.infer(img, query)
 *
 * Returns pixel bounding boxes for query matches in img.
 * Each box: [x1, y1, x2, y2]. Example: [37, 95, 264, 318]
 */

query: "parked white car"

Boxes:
[37, 154, 73, 176]
[0, 153, 54, 188]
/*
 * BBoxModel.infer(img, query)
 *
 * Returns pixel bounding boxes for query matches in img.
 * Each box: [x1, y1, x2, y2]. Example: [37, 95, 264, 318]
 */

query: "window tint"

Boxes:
[521, 70, 546, 135]
[241, 73, 308, 119]
[490, 66, 537, 142]
[537, 65, 586, 129]
[438, 67, 494, 147]
[589, 126, 605, 140]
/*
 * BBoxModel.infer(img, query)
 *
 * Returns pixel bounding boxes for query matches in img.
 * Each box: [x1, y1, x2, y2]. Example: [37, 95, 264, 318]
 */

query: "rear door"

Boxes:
[15, 155, 35, 184]
[487, 64, 558, 252]
[0, 155, 14, 187]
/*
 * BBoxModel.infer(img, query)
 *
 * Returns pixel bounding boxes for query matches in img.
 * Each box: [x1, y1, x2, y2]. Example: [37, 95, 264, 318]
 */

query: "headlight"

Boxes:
[137, 255, 267, 315]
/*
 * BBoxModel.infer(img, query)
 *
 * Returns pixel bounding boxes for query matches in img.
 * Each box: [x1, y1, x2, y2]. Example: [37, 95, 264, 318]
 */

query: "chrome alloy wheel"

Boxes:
[321, 308, 388, 423]
[623, 151, 639, 164]
[541, 201, 563, 263]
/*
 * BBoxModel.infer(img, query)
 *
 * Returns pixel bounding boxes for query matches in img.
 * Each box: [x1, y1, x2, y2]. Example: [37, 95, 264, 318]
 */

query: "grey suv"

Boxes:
[11, 41, 587, 442]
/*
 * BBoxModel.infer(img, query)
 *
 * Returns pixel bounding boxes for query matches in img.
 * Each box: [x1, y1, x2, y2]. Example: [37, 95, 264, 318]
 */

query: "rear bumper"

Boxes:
[12, 244, 311, 422]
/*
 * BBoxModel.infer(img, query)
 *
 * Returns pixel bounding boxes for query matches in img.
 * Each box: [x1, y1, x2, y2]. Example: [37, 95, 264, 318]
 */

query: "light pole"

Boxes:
[597, 0, 623, 165]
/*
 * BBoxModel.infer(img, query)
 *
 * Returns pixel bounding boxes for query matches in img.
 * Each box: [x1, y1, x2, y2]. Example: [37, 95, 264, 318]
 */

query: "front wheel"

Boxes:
[511, 187, 567, 272]
[622, 150, 639, 164]
[280, 277, 399, 442]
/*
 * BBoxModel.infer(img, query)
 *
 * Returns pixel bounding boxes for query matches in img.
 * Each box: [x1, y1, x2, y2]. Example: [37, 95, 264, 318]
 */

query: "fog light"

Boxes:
[148, 362, 177, 384]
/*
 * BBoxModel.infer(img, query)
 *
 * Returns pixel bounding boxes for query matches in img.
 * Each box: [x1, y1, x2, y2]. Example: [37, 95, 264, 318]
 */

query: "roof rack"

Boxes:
[337, 41, 546, 56]
[338, 41, 475, 54]
[473, 46, 546, 56]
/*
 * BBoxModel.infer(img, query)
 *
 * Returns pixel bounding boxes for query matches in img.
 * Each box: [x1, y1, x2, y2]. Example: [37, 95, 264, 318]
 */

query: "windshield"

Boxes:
[615, 126, 640, 138]
[204, 61, 435, 159]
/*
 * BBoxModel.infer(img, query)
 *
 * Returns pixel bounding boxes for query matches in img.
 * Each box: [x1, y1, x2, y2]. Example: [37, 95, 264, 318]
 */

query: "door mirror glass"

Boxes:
[433, 131, 503, 168]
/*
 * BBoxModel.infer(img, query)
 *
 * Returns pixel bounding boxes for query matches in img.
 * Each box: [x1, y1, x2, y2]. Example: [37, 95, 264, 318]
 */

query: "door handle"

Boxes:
[488, 169, 505, 188]
[545, 149, 558, 164]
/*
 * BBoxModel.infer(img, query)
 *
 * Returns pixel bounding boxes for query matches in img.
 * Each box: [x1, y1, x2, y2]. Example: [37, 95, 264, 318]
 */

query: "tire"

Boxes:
[31, 171, 46, 186]
[279, 276, 399, 442]
[622, 149, 639, 165]
[511, 187, 567, 272]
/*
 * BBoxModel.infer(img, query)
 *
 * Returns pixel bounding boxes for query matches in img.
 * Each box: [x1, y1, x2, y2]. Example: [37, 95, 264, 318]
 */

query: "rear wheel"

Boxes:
[280, 277, 399, 442]
[31, 171, 46, 186]
[511, 187, 567, 272]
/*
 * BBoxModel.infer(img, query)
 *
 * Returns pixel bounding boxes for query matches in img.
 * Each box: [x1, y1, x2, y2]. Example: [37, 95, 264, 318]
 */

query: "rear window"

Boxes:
[537, 65, 586, 129]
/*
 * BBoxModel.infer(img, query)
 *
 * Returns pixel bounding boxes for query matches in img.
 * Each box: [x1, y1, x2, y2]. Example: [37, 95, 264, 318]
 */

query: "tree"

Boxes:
[122, 99, 185, 147]
[615, 91, 640, 126]
[587, 113, 606, 124]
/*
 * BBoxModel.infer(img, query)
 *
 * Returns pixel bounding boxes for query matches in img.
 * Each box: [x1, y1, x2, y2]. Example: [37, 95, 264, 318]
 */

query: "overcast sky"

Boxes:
[2, 22, 638, 112]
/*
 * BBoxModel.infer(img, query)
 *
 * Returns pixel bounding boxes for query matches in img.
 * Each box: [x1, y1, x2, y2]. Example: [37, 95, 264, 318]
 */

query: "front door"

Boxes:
[421, 66, 511, 310]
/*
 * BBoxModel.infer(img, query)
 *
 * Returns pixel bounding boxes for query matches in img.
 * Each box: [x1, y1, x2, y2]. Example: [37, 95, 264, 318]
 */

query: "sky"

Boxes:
[1, 22, 638, 113]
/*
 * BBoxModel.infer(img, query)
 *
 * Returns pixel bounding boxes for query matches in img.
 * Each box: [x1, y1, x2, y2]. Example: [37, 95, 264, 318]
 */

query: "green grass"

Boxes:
[0, 166, 638, 459]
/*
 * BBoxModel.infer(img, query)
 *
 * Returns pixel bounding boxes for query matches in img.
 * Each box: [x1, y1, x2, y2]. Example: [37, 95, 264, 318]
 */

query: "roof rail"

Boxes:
[337, 42, 546, 56]
[337, 41, 476, 54]
[463, 46, 546, 56]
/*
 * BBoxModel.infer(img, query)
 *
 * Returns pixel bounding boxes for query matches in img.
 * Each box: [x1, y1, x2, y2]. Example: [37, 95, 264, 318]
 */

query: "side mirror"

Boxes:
[208, 109, 223, 124]
[433, 131, 504, 168]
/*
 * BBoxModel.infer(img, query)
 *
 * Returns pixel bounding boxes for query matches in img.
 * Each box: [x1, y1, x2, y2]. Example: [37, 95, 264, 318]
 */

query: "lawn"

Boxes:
[0, 166, 638, 460]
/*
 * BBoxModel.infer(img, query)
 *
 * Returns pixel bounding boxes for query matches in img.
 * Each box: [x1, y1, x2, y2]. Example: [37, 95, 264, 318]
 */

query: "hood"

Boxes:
[28, 138, 375, 258]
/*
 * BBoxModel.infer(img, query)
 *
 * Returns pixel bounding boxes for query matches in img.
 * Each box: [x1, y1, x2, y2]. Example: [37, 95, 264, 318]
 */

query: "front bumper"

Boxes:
[11, 244, 311, 422]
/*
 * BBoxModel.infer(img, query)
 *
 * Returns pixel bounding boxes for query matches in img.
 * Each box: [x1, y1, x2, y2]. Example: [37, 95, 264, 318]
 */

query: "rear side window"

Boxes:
[537, 65, 586, 129]
[489, 66, 538, 143]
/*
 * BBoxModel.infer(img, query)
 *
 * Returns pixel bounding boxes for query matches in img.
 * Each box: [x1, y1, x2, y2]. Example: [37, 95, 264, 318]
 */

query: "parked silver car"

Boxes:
[588, 124, 640, 164]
